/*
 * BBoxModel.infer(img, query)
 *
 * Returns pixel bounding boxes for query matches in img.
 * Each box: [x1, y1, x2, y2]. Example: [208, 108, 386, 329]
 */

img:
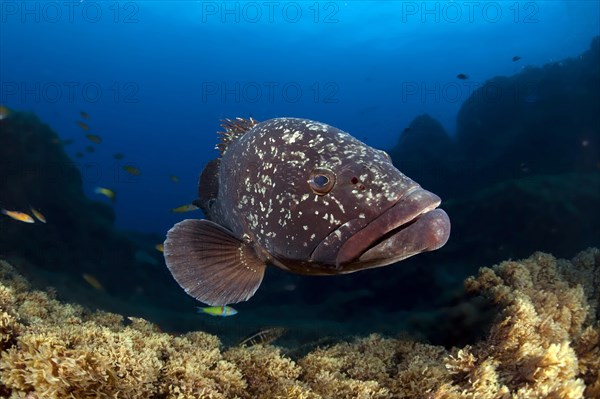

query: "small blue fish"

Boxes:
[197, 305, 238, 317]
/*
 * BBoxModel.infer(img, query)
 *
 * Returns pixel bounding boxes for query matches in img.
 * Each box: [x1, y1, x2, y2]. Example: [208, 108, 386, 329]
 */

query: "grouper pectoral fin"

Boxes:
[164, 219, 266, 306]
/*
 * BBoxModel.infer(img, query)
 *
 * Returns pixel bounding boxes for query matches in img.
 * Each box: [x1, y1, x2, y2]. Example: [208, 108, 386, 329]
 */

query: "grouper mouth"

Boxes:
[335, 187, 450, 270]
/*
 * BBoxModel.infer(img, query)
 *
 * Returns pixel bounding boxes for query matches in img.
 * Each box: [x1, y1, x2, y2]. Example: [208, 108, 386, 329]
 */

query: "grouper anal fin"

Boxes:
[164, 219, 266, 306]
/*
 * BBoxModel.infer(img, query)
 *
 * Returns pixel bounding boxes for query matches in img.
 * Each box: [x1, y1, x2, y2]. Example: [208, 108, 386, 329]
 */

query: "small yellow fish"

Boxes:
[122, 165, 141, 176]
[85, 134, 102, 144]
[170, 175, 180, 183]
[77, 121, 90, 131]
[1, 209, 35, 223]
[94, 187, 116, 201]
[30, 207, 46, 223]
[82, 273, 104, 291]
[155, 243, 164, 252]
[0, 105, 12, 120]
[171, 203, 199, 213]
[80, 111, 90, 119]
[113, 153, 124, 160]
[197, 306, 237, 317]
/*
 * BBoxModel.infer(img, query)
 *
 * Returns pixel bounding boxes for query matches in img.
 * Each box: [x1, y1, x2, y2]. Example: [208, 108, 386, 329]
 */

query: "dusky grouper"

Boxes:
[164, 117, 451, 306]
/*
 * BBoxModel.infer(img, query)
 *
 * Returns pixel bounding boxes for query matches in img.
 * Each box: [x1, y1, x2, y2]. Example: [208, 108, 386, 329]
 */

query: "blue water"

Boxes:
[1, 0, 599, 235]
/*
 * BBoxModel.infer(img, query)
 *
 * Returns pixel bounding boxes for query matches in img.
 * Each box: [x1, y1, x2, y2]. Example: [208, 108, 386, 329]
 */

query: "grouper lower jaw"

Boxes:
[335, 188, 451, 270]
[348, 208, 450, 271]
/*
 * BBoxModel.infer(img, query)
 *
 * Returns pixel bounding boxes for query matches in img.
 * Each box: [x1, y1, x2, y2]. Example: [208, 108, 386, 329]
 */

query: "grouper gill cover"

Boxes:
[164, 117, 451, 306]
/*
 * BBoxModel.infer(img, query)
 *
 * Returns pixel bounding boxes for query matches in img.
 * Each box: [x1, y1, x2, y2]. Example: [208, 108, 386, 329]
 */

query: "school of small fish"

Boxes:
[1, 208, 46, 224]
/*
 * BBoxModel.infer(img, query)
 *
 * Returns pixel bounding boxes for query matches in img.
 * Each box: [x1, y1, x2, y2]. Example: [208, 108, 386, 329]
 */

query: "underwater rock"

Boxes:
[389, 36, 599, 199]
[379, 38, 600, 340]
[454, 35, 599, 191]
[442, 172, 600, 265]
[0, 112, 130, 279]
[388, 114, 458, 197]
[0, 248, 598, 398]
[0, 111, 204, 333]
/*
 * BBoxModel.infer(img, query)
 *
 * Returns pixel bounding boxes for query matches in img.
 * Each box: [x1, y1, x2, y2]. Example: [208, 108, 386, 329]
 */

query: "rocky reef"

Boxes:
[1, 248, 598, 398]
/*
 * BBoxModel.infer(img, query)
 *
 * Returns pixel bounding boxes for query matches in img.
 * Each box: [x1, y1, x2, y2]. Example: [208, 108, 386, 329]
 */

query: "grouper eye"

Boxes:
[308, 167, 336, 195]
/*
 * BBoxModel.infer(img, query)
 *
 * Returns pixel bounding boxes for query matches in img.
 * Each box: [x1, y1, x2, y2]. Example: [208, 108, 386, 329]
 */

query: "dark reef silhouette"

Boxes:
[0, 112, 192, 332]
[390, 36, 599, 264]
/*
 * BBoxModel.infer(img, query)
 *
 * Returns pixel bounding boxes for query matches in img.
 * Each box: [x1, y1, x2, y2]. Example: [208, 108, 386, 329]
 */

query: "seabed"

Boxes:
[0, 249, 598, 398]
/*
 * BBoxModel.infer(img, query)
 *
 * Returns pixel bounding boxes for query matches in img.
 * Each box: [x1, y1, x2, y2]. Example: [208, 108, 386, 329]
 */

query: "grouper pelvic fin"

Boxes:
[196, 158, 220, 218]
[216, 117, 259, 156]
[164, 219, 266, 306]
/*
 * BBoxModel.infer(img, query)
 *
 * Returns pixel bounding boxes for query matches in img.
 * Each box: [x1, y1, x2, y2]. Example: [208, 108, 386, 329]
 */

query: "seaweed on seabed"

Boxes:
[0, 249, 598, 398]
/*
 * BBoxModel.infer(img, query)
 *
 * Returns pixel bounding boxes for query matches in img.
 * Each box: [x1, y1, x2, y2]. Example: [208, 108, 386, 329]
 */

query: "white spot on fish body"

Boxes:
[330, 196, 345, 213]
[329, 214, 339, 225]
[290, 151, 306, 159]
[282, 130, 303, 144]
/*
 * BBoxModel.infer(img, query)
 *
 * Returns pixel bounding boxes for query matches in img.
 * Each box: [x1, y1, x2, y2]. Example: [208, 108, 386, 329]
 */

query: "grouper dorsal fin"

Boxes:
[216, 117, 259, 155]
[164, 219, 267, 306]
[196, 158, 220, 218]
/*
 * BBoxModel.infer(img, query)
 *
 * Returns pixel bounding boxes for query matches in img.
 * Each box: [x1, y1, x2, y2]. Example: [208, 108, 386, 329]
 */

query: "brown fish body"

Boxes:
[164, 117, 450, 305]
